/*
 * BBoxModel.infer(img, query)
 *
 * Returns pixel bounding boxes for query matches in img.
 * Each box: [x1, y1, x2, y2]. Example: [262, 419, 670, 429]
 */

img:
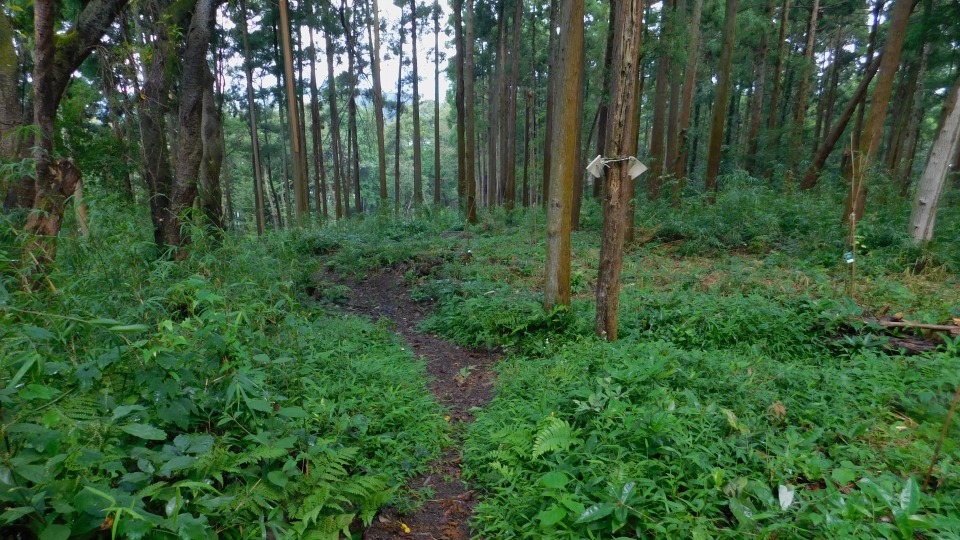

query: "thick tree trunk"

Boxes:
[433, 2, 442, 205]
[800, 54, 882, 189]
[464, 0, 478, 223]
[544, 0, 584, 312]
[789, 0, 819, 163]
[704, 0, 738, 201]
[340, 2, 362, 214]
[0, 12, 19, 169]
[454, 0, 466, 208]
[169, 0, 217, 251]
[672, 0, 703, 203]
[593, 0, 617, 200]
[897, 43, 930, 195]
[745, 0, 772, 173]
[596, 0, 643, 341]
[238, 0, 266, 234]
[853, 0, 885, 149]
[647, 0, 672, 200]
[503, 0, 523, 209]
[845, 0, 913, 222]
[909, 74, 960, 242]
[23, 0, 128, 266]
[199, 69, 224, 230]
[369, 0, 389, 206]
[665, 2, 682, 186]
[410, 0, 424, 207]
[308, 22, 327, 218]
[541, 0, 559, 208]
[394, 24, 405, 216]
[324, 25, 345, 219]
[766, 0, 789, 133]
[522, 89, 532, 207]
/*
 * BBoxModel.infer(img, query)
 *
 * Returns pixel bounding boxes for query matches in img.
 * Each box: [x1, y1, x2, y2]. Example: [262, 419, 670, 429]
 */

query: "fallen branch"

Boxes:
[869, 319, 960, 334]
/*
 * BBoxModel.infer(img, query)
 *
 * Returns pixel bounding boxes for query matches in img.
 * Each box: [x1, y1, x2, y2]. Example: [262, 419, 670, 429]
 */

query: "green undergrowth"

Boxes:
[405, 185, 960, 538]
[0, 203, 446, 539]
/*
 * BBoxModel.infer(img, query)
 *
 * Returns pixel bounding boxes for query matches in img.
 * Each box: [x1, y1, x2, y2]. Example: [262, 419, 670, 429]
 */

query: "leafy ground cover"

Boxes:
[414, 185, 960, 538]
[0, 203, 446, 539]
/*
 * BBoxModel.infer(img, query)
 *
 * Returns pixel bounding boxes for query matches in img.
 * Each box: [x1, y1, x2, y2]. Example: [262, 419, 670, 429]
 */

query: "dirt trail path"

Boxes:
[331, 269, 498, 540]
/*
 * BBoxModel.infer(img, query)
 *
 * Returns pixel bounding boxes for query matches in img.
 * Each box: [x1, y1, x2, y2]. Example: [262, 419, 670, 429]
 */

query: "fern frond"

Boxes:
[532, 417, 578, 458]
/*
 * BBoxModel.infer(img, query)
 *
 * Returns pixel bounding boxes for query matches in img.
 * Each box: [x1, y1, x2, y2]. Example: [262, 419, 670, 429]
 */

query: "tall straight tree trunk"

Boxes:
[308, 21, 328, 218]
[394, 23, 405, 215]
[909, 73, 960, 242]
[593, 0, 617, 200]
[503, 0, 523, 209]
[665, 0, 682, 184]
[570, 38, 587, 229]
[279, 0, 309, 222]
[703, 0, 738, 201]
[745, 0, 772, 172]
[853, 0, 885, 149]
[672, 0, 703, 203]
[487, 74, 499, 206]
[596, 0, 643, 341]
[817, 27, 844, 156]
[368, 0, 388, 206]
[522, 89, 532, 207]
[647, 0, 672, 200]
[453, 0, 466, 207]
[766, 0, 790, 133]
[433, 2, 442, 204]
[238, 0, 266, 234]
[464, 0, 478, 222]
[410, 0, 424, 207]
[544, 0, 584, 312]
[541, 0, 559, 208]
[340, 3, 362, 213]
[495, 1, 509, 205]
[199, 68, 224, 230]
[324, 24, 345, 219]
[897, 42, 931, 194]
[789, 0, 819, 166]
[846, 0, 913, 222]
[800, 54, 882, 189]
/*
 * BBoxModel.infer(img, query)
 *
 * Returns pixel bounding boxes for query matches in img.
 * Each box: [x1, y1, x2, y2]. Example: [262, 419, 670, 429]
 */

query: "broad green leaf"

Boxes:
[537, 504, 566, 526]
[89, 318, 122, 327]
[0, 506, 35, 524]
[39, 524, 70, 540]
[728, 497, 756, 528]
[120, 423, 167, 441]
[618, 481, 636, 504]
[540, 471, 569, 490]
[159, 456, 196, 477]
[576, 502, 614, 524]
[899, 477, 919, 515]
[267, 470, 289, 488]
[278, 407, 309, 419]
[245, 398, 272, 413]
[112, 405, 146, 421]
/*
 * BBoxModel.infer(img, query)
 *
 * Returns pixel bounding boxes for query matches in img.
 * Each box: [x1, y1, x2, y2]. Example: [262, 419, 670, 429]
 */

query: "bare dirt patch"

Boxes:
[324, 269, 498, 539]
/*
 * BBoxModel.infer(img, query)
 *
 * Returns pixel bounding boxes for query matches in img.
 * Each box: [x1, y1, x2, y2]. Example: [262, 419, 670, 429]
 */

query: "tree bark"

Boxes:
[369, 0, 389, 206]
[541, 0, 559, 208]
[340, 2, 362, 213]
[308, 20, 328, 218]
[853, 0, 885, 149]
[845, 0, 913, 222]
[909, 73, 960, 243]
[745, 0, 773, 173]
[672, 0, 703, 202]
[596, 0, 643, 341]
[897, 43, 930, 195]
[169, 0, 217, 251]
[324, 20, 346, 219]
[544, 0, 584, 312]
[433, 1, 442, 205]
[453, 0, 466, 208]
[503, 0, 523, 210]
[464, 0, 478, 223]
[647, 0, 672, 200]
[766, 0, 789, 132]
[238, 0, 266, 234]
[593, 0, 617, 200]
[800, 53, 882, 189]
[199, 68, 224, 230]
[279, 0, 309, 221]
[410, 0, 424, 207]
[703, 0, 738, 201]
[789, 0, 819, 163]
[394, 22, 405, 216]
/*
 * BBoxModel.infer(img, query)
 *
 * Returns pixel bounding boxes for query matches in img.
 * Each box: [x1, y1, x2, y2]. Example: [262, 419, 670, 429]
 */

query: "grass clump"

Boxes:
[0, 207, 446, 539]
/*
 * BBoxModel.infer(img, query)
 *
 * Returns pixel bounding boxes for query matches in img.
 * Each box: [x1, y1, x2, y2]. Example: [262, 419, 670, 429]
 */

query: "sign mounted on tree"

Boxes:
[586, 155, 648, 179]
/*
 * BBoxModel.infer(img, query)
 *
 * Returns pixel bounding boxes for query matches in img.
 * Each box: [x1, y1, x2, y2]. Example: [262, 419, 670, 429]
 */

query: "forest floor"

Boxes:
[324, 268, 499, 539]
